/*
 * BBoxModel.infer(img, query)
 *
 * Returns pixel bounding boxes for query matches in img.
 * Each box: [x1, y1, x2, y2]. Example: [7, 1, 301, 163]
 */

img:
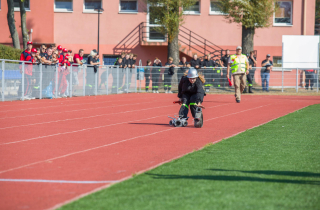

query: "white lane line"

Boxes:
[0, 113, 171, 146]
[0, 104, 173, 130]
[0, 95, 158, 113]
[0, 179, 119, 184]
[0, 128, 176, 174]
[0, 103, 270, 174]
[0, 99, 161, 120]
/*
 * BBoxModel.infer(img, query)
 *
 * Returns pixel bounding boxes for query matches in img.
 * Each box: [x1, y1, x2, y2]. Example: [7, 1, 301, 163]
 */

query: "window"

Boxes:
[274, 1, 292, 26]
[273, 56, 282, 67]
[184, 0, 200, 14]
[119, 0, 138, 13]
[54, 0, 73, 12]
[83, 0, 102, 12]
[13, 0, 30, 11]
[210, 0, 225, 15]
[103, 56, 118, 65]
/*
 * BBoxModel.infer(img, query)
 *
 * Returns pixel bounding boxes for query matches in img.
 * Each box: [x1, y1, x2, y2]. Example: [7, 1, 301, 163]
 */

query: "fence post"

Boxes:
[135, 66, 137, 93]
[106, 66, 109, 95]
[21, 62, 25, 101]
[39, 63, 42, 99]
[95, 67, 98, 96]
[296, 68, 298, 93]
[281, 68, 284, 92]
[117, 66, 119, 94]
[1, 61, 4, 102]
[317, 69, 319, 93]
[55, 65, 58, 98]
[126, 67, 129, 94]
[83, 66, 86, 96]
[70, 65, 73, 98]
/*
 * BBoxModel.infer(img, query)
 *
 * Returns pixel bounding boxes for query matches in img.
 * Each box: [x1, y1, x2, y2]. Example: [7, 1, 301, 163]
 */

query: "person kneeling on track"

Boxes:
[178, 68, 205, 128]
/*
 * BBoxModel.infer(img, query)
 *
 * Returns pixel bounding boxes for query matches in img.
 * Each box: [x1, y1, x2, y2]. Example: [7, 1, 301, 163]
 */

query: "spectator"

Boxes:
[86, 50, 99, 94]
[261, 54, 273, 92]
[112, 57, 124, 93]
[40, 45, 47, 57]
[202, 54, 215, 92]
[58, 54, 71, 98]
[152, 58, 162, 93]
[41, 47, 56, 94]
[164, 57, 176, 93]
[305, 69, 317, 90]
[57, 45, 63, 57]
[67, 50, 74, 63]
[220, 49, 231, 87]
[243, 54, 254, 94]
[73, 49, 84, 89]
[190, 54, 201, 69]
[248, 51, 257, 81]
[145, 59, 152, 92]
[51, 44, 57, 52]
[178, 57, 190, 83]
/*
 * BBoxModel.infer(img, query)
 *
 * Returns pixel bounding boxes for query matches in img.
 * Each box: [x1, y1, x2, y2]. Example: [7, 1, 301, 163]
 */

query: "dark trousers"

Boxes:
[305, 71, 315, 88]
[111, 68, 120, 93]
[249, 69, 255, 83]
[247, 73, 253, 86]
[179, 93, 203, 118]
[145, 73, 150, 90]
[164, 72, 172, 91]
[151, 69, 161, 91]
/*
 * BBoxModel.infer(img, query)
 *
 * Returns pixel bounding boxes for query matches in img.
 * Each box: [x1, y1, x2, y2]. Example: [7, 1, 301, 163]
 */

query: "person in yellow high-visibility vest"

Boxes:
[226, 46, 249, 103]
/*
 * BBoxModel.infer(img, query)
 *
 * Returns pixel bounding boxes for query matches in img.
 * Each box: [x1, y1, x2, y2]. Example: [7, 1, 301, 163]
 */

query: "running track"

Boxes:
[0, 93, 319, 210]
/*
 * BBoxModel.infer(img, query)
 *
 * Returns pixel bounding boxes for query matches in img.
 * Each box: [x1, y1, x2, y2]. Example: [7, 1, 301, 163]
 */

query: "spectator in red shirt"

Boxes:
[22, 48, 37, 100]
[72, 49, 84, 88]
[57, 45, 63, 57]
[20, 41, 33, 61]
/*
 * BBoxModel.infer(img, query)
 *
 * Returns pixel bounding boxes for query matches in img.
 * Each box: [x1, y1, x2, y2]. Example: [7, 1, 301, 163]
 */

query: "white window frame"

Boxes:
[209, 0, 226, 15]
[183, 0, 201, 15]
[83, 0, 103, 14]
[146, 4, 166, 42]
[119, 0, 138, 14]
[54, 0, 73, 13]
[13, 0, 30, 11]
[273, 1, 293, 27]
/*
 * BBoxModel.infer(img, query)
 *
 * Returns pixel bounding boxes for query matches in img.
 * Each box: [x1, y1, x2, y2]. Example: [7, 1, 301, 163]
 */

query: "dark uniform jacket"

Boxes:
[190, 59, 202, 68]
[178, 76, 205, 102]
[201, 59, 215, 67]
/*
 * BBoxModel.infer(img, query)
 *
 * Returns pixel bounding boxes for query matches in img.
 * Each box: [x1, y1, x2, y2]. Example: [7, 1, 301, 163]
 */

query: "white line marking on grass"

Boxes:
[0, 179, 119, 184]
[0, 103, 270, 175]
[0, 104, 175, 130]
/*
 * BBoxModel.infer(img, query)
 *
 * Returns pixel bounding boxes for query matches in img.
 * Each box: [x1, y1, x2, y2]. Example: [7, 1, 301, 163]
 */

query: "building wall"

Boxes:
[0, 0, 54, 47]
[0, 0, 316, 68]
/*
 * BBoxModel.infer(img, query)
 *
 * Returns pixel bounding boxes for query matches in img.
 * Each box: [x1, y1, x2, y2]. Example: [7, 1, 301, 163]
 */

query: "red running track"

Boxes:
[0, 93, 319, 210]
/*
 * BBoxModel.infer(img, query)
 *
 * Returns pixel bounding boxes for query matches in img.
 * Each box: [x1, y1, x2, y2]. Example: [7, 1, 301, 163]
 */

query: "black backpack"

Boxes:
[168, 66, 175, 75]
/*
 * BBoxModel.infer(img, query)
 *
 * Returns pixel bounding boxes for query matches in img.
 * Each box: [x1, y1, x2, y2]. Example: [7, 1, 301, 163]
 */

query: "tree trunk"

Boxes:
[20, 0, 28, 50]
[167, 32, 179, 65]
[241, 26, 255, 55]
[7, 0, 20, 49]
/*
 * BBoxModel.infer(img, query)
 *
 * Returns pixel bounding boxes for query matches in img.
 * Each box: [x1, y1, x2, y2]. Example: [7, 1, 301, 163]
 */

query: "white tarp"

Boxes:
[282, 35, 319, 68]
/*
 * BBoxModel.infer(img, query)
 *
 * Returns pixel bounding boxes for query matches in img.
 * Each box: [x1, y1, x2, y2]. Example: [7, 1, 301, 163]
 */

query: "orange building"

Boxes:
[0, 0, 316, 66]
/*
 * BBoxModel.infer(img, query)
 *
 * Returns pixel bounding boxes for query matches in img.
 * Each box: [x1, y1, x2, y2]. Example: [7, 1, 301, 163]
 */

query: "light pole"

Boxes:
[94, 7, 104, 55]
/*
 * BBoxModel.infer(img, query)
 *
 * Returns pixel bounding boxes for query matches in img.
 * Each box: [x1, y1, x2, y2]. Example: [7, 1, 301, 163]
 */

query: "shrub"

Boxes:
[0, 44, 23, 60]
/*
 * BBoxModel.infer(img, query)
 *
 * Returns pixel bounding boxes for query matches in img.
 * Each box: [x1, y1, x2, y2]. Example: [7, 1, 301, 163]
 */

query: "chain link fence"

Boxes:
[0, 59, 319, 101]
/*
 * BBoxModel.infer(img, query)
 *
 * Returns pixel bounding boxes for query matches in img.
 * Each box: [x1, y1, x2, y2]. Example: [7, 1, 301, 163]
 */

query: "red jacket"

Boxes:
[20, 50, 31, 61]
[24, 55, 35, 76]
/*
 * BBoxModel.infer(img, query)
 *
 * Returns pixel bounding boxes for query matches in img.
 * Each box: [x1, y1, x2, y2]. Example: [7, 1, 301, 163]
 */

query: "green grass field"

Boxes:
[59, 104, 320, 210]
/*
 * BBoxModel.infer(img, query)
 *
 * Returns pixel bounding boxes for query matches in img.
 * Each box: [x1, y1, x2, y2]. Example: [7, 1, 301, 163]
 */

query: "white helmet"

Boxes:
[187, 68, 199, 78]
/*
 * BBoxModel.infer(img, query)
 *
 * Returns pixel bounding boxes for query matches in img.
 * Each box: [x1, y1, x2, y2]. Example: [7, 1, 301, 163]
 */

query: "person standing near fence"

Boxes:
[152, 58, 162, 93]
[243, 54, 254, 94]
[86, 50, 100, 95]
[164, 57, 176, 93]
[305, 69, 317, 90]
[145, 60, 152, 92]
[112, 57, 124, 93]
[261, 54, 273, 92]
[178, 57, 190, 83]
[221, 49, 231, 87]
[227, 46, 249, 103]
[201, 54, 215, 92]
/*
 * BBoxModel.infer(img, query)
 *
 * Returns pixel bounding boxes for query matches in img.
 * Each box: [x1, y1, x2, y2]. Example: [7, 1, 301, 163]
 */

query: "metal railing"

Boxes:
[0, 59, 319, 102]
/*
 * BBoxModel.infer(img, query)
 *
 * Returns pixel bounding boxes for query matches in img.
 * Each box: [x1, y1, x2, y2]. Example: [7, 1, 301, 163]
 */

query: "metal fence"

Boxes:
[0, 59, 319, 101]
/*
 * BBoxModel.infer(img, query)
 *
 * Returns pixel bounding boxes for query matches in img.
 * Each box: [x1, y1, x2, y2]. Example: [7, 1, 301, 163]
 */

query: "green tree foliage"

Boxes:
[218, 0, 278, 54]
[0, 44, 23, 60]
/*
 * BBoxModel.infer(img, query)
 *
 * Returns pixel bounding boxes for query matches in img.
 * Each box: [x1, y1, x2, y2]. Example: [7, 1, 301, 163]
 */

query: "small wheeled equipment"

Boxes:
[168, 115, 189, 127]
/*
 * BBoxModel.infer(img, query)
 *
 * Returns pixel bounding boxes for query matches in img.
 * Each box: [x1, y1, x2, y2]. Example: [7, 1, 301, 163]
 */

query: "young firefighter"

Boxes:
[112, 57, 124, 93]
[178, 68, 205, 128]
[152, 58, 162, 93]
[145, 59, 152, 92]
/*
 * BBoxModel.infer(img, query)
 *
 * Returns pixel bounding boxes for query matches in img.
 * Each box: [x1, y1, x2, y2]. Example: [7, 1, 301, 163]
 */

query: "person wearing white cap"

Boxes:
[227, 46, 249, 103]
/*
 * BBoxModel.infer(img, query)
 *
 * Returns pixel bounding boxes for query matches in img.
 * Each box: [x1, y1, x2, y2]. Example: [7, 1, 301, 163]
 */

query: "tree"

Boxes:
[19, 0, 28, 49]
[7, 0, 20, 49]
[315, 0, 320, 35]
[144, 0, 196, 64]
[219, 0, 278, 55]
